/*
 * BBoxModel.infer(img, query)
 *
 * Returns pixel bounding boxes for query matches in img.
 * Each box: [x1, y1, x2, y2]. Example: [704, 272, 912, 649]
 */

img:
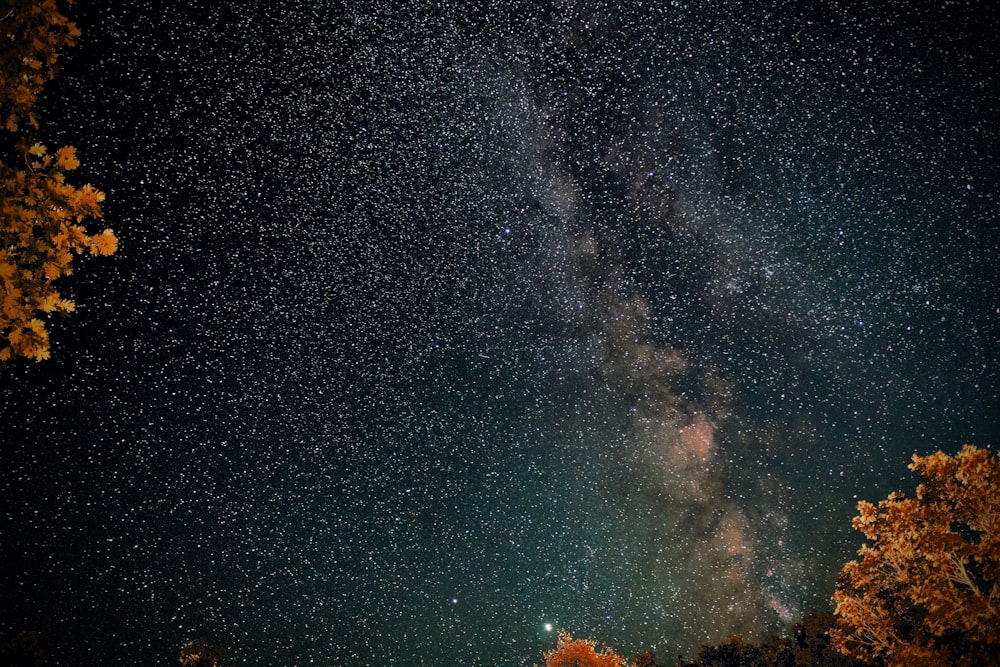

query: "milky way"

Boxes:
[1, 1, 997, 666]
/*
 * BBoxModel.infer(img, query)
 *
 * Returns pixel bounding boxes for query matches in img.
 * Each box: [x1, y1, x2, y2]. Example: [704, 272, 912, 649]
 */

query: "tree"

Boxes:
[0, 630, 46, 667]
[541, 631, 634, 667]
[683, 635, 780, 667]
[675, 617, 864, 667]
[831, 444, 1000, 666]
[178, 638, 230, 667]
[787, 614, 865, 667]
[0, 0, 116, 364]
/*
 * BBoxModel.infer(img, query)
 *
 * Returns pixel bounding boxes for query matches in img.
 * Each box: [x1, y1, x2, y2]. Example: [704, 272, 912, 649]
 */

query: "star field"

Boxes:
[1, 1, 997, 665]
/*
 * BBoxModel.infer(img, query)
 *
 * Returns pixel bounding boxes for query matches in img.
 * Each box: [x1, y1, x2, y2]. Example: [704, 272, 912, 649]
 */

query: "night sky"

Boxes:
[1, 1, 998, 665]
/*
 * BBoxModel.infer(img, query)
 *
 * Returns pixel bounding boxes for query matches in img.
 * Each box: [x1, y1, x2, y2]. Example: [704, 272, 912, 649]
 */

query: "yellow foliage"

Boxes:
[54, 145, 79, 169]
[0, 0, 79, 132]
[832, 445, 1000, 667]
[89, 228, 118, 256]
[541, 631, 634, 667]
[0, 0, 115, 366]
[178, 638, 229, 667]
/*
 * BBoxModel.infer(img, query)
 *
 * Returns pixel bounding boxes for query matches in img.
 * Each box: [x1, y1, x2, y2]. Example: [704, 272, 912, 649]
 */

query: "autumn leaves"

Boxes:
[0, 0, 116, 363]
[538, 446, 998, 667]
[2, 140, 114, 361]
[0, 0, 81, 134]
[831, 445, 999, 667]
[542, 631, 633, 667]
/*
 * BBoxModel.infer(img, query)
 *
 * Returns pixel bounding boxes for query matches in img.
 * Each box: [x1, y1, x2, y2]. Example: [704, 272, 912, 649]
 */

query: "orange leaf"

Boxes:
[89, 229, 117, 256]
[54, 145, 79, 170]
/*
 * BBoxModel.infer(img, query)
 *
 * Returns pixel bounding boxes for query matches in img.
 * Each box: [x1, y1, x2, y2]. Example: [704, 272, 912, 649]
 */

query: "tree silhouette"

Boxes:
[178, 638, 230, 667]
[670, 615, 866, 666]
[0, 630, 46, 667]
[831, 444, 999, 666]
[0, 0, 115, 364]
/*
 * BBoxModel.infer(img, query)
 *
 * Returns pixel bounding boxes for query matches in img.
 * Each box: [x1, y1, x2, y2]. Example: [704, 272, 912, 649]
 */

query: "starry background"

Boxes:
[1, 0, 998, 665]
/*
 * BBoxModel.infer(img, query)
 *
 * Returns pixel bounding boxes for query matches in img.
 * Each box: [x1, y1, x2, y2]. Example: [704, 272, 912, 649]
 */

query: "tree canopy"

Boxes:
[0, 0, 115, 364]
[831, 444, 999, 666]
[536, 446, 998, 667]
[541, 631, 634, 667]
